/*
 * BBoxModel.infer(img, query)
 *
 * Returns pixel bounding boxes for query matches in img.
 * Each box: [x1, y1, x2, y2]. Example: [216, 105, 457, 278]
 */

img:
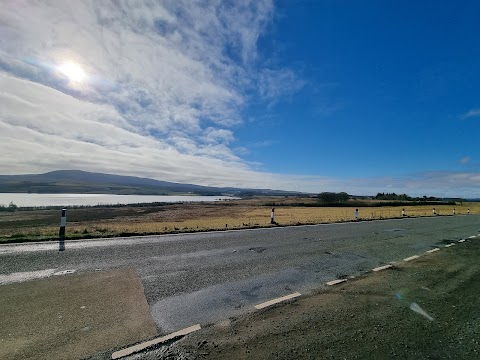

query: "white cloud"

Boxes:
[252, 140, 275, 148]
[203, 128, 235, 144]
[0, 0, 285, 185]
[258, 68, 306, 102]
[459, 156, 471, 165]
[1, 2, 479, 198]
[461, 108, 480, 119]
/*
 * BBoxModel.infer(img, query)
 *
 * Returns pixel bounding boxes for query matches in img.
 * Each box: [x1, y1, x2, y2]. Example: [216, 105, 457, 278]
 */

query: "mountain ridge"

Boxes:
[0, 170, 300, 196]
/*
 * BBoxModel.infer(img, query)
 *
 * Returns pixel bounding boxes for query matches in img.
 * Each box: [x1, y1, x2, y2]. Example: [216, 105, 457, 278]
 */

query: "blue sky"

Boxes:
[0, 1, 479, 197]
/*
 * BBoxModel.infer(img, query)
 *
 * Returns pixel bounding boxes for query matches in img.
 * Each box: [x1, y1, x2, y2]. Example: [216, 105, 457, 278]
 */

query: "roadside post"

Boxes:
[402, 208, 405, 217]
[433, 208, 436, 215]
[271, 208, 275, 224]
[453, 209, 456, 215]
[354, 209, 359, 220]
[59, 208, 66, 251]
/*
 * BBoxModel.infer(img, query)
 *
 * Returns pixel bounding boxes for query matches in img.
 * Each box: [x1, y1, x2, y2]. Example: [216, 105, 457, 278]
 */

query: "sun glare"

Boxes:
[58, 61, 86, 83]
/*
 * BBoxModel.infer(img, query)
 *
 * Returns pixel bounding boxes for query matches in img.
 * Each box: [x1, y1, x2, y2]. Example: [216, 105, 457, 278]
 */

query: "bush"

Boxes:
[317, 192, 350, 204]
[0, 202, 19, 212]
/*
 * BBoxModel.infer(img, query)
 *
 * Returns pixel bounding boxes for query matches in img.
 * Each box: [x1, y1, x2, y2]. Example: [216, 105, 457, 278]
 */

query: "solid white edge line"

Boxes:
[372, 264, 393, 272]
[426, 248, 440, 253]
[403, 255, 420, 262]
[254, 292, 302, 310]
[326, 279, 347, 286]
[111, 324, 201, 359]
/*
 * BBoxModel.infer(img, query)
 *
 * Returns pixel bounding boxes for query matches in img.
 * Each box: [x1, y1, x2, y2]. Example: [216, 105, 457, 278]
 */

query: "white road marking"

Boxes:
[54, 269, 76, 276]
[326, 279, 347, 286]
[426, 248, 440, 253]
[458, 239, 466, 243]
[445, 243, 455, 247]
[468, 235, 476, 239]
[403, 255, 420, 262]
[372, 264, 393, 272]
[0, 269, 56, 285]
[111, 324, 201, 359]
[254, 292, 302, 310]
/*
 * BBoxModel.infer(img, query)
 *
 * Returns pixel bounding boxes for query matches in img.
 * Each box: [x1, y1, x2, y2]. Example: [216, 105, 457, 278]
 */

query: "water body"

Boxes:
[0, 193, 238, 207]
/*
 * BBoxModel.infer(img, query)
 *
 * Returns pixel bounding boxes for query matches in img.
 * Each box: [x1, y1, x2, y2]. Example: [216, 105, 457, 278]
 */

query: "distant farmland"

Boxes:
[1, 197, 479, 243]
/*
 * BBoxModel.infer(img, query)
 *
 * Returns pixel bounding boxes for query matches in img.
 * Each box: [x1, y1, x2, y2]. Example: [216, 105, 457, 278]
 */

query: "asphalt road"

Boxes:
[1, 215, 479, 334]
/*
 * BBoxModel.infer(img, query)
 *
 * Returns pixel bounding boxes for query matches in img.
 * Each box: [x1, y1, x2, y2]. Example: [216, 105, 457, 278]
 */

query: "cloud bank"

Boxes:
[0, 0, 286, 186]
[0, 1, 479, 197]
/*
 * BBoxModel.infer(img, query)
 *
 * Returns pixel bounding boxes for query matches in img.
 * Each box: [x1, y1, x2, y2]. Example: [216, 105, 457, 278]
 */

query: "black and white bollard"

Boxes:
[453, 208, 456, 215]
[354, 209, 359, 220]
[271, 208, 275, 224]
[59, 208, 66, 251]
[402, 208, 405, 217]
[432, 208, 436, 215]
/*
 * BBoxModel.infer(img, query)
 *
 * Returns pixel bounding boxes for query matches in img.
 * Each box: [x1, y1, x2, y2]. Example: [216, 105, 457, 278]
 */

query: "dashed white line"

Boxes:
[403, 255, 420, 262]
[111, 324, 201, 359]
[54, 269, 76, 276]
[254, 292, 302, 310]
[372, 264, 393, 272]
[0, 269, 56, 285]
[445, 243, 455, 248]
[468, 235, 476, 239]
[326, 279, 347, 286]
[458, 239, 466, 243]
[426, 248, 440, 253]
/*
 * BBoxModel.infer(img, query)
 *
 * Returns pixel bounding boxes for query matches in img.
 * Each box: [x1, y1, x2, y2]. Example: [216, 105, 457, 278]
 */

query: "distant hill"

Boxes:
[0, 170, 300, 196]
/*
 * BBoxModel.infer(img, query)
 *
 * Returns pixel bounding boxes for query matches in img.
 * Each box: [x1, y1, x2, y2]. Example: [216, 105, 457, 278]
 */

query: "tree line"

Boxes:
[317, 192, 445, 204]
[317, 192, 350, 204]
[375, 193, 438, 201]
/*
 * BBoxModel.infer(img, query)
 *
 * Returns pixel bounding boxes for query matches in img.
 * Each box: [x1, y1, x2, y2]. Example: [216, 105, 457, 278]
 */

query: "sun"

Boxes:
[58, 61, 86, 83]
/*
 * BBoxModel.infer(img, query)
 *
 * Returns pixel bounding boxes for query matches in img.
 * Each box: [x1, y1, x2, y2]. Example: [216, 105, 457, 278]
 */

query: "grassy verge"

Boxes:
[1, 199, 479, 243]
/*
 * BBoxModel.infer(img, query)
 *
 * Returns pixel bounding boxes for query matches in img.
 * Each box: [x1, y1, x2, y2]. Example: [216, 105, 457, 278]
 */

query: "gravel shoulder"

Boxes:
[142, 238, 480, 360]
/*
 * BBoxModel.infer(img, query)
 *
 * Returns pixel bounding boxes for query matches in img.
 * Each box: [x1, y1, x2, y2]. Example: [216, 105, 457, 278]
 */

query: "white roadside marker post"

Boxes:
[59, 208, 66, 251]
[271, 208, 275, 224]
[453, 208, 456, 215]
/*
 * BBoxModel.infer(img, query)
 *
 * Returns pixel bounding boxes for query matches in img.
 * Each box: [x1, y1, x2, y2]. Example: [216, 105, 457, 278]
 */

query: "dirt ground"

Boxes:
[0, 268, 158, 360]
[149, 238, 480, 360]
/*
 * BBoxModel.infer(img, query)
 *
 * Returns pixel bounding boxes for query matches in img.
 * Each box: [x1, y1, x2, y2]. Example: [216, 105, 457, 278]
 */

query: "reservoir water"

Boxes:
[0, 193, 237, 207]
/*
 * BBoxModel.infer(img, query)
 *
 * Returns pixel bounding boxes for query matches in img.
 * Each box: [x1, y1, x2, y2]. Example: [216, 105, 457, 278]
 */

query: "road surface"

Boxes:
[1, 215, 479, 333]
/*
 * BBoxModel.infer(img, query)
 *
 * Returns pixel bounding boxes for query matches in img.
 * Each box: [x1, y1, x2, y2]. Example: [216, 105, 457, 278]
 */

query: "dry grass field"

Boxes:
[1, 198, 479, 243]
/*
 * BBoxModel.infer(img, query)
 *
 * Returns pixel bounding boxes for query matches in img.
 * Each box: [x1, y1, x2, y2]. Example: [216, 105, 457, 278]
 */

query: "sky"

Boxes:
[1, 0, 479, 197]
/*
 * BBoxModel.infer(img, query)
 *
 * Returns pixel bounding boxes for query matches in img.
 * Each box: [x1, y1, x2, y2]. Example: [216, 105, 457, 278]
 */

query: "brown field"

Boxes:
[1, 197, 479, 243]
